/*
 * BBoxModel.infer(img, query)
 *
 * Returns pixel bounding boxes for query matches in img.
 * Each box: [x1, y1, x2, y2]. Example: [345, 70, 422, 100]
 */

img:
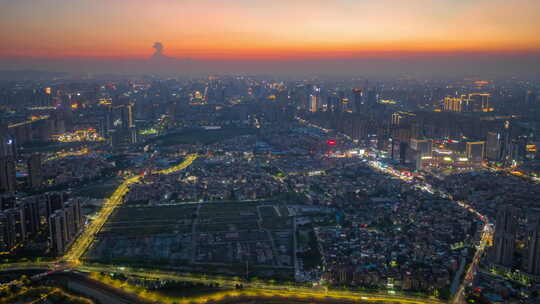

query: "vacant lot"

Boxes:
[150, 127, 256, 146]
[87, 200, 297, 279]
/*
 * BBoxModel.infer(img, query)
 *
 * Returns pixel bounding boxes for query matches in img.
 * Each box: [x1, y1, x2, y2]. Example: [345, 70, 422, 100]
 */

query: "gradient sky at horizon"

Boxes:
[1, 0, 540, 60]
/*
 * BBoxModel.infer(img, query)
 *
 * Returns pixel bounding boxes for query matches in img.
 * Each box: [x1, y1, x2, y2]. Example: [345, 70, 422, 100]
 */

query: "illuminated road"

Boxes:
[76, 264, 443, 304]
[0, 261, 53, 272]
[44, 147, 89, 163]
[450, 201, 492, 304]
[63, 174, 142, 264]
[7, 115, 50, 128]
[153, 154, 198, 175]
[486, 164, 540, 184]
[63, 154, 198, 264]
[1, 261, 442, 303]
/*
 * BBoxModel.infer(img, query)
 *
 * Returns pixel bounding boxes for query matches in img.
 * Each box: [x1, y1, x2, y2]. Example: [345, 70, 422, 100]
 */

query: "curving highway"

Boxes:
[64, 153, 198, 264]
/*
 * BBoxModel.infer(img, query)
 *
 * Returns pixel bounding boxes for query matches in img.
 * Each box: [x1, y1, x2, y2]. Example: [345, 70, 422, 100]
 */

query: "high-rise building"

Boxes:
[49, 210, 67, 254]
[399, 142, 408, 165]
[121, 103, 134, 128]
[509, 138, 528, 162]
[110, 101, 138, 149]
[27, 154, 43, 190]
[486, 132, 502, 161]
[110, 128, 137, 150]
[391, 112, 416, 127]
[444, 94, 491, 112]
[63, 199, 83, 239]
[0, 212, 17, 252]
[309, 94, 318, 112]
[0, 208, 25, 252]
[491, 205, 518, 267]
[352, 88, 364, 113]
[410, 139, 433, 157]
[466, 141, 485, 167]
[526, 212, 540, 275]
[410, 139, 433, 171]
[468, 93, 491, 112]
[45, 192, 68, 219]
[0, 157, 16, 193]
[48, 198, 83, 255]
[443, 97, 463, 112]
[0, 134, 16, 193]
[18, 197, 40, 237]
[6, 208, 25, 242]
[0, 135, 16, 158]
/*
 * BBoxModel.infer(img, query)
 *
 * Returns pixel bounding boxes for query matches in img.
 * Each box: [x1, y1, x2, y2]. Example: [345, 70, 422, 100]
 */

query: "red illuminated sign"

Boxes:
[327, 140, 337, 146]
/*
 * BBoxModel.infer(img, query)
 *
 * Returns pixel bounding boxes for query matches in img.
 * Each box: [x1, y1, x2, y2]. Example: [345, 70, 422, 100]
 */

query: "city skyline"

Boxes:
[1, 1, 540, 303]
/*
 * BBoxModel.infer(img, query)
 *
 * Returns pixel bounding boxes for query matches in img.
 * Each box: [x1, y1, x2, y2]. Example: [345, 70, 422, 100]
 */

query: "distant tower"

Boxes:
[352, 88, 364, 113]
[121, 103, 134, 128]
[491, 205, 518, 267]
[309, 94, 318, 112]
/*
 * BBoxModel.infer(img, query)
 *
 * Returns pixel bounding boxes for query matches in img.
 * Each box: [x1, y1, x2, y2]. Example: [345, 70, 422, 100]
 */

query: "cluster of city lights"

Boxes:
[53, 129, 105, 143]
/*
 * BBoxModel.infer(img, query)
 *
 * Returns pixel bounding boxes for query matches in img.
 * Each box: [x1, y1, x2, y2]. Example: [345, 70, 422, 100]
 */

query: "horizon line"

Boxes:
[2, 49, 540, 61]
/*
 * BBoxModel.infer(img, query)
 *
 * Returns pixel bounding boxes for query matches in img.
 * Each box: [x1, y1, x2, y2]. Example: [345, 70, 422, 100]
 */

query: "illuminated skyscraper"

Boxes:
[121, 103, 134, 128]
[309, 94, 318, 112]
[443, 94, 491, 112]
[466, 141, 485, 166]
[443, 97, 463, 112]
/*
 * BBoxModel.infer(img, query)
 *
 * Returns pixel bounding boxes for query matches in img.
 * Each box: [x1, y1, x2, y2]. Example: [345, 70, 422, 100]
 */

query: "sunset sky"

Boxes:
[1, 0, 540, 60]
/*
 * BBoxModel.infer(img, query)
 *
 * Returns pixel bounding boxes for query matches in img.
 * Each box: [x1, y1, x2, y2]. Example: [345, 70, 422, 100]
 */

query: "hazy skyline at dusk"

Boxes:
[1, 0, 540, 75]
